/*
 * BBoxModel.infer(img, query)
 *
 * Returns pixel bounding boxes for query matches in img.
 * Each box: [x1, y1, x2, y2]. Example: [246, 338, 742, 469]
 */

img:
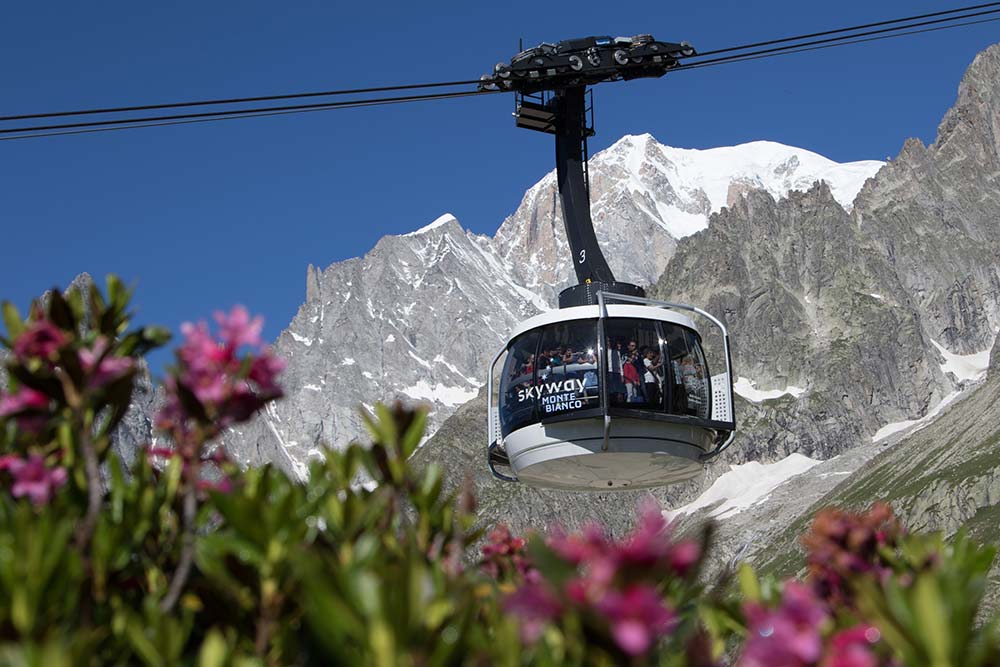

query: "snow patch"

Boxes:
[873, 390, 962, 442]
[665, 453, 822, 521]
[733, 377, 806, 402]
[399, 381, 479, 407]
[869, 293, 885, 301]
[341, 357, 356, 366]
[930, 340, 990, 383]
[433, 354, 485, 386]
[407, 351, 433, 370]
[385, 334, 396, 343]
[290, 332, 313, 346]
[304, 384, 322, 392]
[404, 213, 457, 237]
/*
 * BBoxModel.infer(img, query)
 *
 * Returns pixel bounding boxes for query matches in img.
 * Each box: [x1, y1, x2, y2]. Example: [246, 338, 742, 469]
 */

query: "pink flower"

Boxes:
[157, 307, 284, 452]
[547, 522, 620, 597]
[668, 539, 702, 576]
[249, 353, 286, 394]
[78, 337, 135, 389]
[597, 585, 676, 656]
[504, 584, 563, 643]
[821, 626, 881, 667]
[178, 321, 229, 372]
[215, 306, 263, 350]
[481, 524, 533, 580]
[740, 581, 829, 667]
[547, 502, 701, 593]
[12, 319, 66, 362]
[0, 387, 50, 432]
[618, 502, 700, 575]
[803, 504, 901, 607]
[548, 522, 609, 566]
[0, 454, 68, 506]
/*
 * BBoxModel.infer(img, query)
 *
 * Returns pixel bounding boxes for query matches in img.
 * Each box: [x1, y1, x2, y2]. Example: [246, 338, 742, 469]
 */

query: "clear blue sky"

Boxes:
[1, 1, 996, 374]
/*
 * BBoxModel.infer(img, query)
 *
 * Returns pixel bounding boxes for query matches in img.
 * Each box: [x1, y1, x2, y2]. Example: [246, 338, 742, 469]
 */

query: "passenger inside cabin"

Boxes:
[643, 348, 663, 407]
[622, 349, 641, 401]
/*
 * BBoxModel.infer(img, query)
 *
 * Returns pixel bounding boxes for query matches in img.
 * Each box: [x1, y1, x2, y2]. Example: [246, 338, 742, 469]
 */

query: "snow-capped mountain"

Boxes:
[222, 133, 883, 476]
[494, 134, 883, 300]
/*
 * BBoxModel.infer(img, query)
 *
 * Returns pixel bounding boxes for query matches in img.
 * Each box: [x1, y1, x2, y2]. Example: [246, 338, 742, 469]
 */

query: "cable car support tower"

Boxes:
[479, 35, 696, 306]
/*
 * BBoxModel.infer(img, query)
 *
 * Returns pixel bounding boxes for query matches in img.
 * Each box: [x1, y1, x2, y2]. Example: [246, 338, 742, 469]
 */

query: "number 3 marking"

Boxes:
[578, 249, 586, 264]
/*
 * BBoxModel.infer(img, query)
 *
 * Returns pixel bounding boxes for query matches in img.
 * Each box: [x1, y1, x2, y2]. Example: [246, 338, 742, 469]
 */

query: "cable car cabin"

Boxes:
[486, 293, 736, 491]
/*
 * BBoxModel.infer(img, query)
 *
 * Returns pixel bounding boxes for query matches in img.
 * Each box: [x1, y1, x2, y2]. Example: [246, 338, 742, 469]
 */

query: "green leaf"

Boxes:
[175, 379, 209, 424]
[98, 368, 138, 435]
[64, 283, 86, 326]
[142, 325, 172, 348]
[125, 615, 164, 667]
[2, 301, 24, 340]
[737, 562, 761, 603]
[197, 629, 229, 667]
[400, 408, 427, 460]
[418, 464, 444, 505]
[56, 346, 85, 389]
[9, 364, 63, 400]
[106, 274, 130, 312]
[913, 574, 950, 665]
[525, 537, 576, 590]
[87, 282, 106, 321]
[369, 618, 396, 667]
[46, 289, 76, 333]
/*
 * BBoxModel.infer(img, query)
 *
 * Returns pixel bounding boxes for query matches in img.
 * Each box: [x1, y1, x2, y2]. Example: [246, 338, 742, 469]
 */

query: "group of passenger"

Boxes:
[607, 339, 665, 406]
[504, 329, 709, 419]
[515, 345, 597, 379]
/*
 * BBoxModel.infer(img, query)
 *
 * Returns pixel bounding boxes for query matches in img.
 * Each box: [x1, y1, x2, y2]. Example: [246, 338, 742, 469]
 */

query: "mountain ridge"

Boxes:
[222, 133, 885, 473]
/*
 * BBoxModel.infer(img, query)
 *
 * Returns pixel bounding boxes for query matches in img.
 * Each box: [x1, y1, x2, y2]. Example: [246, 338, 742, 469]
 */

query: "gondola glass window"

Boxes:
[605, 319, 665, 410]
[664, 327, 711, 420]
[499, 330, 540, 435]
[536, 321, 600, 417]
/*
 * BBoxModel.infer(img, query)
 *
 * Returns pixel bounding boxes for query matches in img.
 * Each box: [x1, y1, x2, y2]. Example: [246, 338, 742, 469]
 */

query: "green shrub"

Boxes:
[0, 277, 998, 667]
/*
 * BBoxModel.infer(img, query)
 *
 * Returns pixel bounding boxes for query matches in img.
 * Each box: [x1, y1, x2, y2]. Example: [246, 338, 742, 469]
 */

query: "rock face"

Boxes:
[222, 139, 881, 476]
[655, 183, 948, 466]
[221, 215, 546, 479]
[652, 44, 1000, 475]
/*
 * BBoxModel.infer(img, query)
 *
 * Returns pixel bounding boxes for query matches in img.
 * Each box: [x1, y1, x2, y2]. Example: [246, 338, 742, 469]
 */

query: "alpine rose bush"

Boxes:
[156, 305, 284, 458]
[0, 276, 998, 667]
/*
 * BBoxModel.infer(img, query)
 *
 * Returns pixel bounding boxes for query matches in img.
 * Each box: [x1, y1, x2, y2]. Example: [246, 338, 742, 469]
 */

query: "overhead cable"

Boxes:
[3, 3, 999, 141]
[0, 90, 495, 140]
[689, 1, 1000, 58]
[680, 14, 1000, 72]
[0, 79, 485, 123]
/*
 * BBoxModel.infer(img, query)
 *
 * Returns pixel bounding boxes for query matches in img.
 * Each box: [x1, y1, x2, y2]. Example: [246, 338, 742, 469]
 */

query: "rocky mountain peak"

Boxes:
[68, 272, 95, 292]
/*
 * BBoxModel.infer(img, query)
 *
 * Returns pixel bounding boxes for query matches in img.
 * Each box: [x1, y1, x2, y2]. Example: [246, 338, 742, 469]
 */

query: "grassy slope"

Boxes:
[755, 363, 1000, 605]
